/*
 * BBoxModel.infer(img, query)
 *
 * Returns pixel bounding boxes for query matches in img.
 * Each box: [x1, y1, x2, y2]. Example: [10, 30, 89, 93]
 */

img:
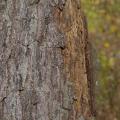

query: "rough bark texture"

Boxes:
[0, 0, 95, 120]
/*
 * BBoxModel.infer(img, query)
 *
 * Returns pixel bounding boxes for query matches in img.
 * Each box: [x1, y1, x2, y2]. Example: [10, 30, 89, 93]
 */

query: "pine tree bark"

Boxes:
[0, 0, 95, 120]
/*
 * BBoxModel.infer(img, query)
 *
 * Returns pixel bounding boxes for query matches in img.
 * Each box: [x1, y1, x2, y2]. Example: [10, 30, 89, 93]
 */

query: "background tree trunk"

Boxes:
[0, 0, 95, 120]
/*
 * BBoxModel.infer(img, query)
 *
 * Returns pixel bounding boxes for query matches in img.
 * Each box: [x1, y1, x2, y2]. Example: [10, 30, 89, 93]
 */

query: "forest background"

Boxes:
[81, 0, 120, 120]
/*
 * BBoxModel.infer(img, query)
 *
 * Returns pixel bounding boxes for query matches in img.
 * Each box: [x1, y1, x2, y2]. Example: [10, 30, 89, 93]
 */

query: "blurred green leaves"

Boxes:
[81, 0, 120, 120]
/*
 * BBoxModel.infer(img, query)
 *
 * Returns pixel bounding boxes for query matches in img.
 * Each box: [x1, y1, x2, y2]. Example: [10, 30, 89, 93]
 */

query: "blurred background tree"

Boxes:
[81, 0, 120, 120]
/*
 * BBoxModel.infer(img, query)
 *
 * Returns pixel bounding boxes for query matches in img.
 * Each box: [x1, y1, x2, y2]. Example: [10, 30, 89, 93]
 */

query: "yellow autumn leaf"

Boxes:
[104, 42, 110, 48]
[109, 58, 115, 67]
[110, 25, 117, 33]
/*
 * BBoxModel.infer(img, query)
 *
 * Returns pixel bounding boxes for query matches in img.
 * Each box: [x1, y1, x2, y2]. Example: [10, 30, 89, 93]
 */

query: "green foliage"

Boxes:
[81, 0, 120, 120]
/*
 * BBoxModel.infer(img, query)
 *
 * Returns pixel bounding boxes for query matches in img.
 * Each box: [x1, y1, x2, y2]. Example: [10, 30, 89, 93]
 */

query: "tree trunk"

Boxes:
[0, 0, 95, 120]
